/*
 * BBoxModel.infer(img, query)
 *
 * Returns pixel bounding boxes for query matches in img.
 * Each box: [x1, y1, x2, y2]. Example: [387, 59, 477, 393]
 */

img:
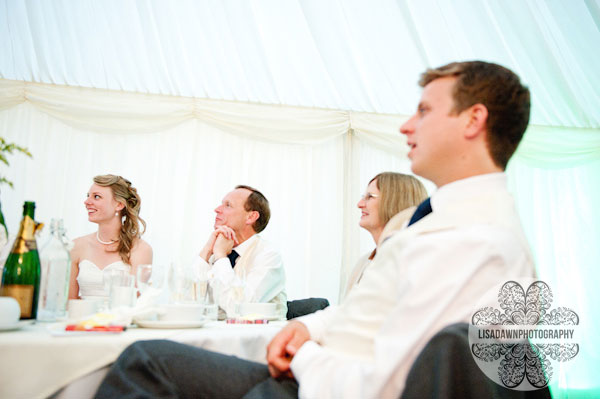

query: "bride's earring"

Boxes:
[115, 211, 119, 217]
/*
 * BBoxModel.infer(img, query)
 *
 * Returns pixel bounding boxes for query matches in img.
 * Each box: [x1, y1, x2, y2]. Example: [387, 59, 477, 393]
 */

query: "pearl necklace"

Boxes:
[96, 231, 117, 245]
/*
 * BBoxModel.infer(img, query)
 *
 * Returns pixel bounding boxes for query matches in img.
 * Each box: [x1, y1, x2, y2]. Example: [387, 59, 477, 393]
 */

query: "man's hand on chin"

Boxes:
[266, 321, 310, 379]
[198, 229, 219, 261]
[213, 233, 235, 260]
[198, 226, 238, 261]
[214, 226, 238, 245]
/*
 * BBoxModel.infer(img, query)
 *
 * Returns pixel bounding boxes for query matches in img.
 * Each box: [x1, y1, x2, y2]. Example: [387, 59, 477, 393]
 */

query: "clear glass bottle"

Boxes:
[37, 219, 71, 321]
[1, 201, 43, 320]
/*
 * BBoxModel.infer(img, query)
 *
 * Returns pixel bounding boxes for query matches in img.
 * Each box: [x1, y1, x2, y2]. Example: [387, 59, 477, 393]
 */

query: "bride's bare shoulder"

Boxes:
[130, 238, 153, 264]
[72, 234, 95, 251]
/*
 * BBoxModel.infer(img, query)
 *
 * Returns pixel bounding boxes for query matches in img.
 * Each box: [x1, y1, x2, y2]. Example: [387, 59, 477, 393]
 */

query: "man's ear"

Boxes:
[246, 210, 260, 225]
[464, 103, 488, 139]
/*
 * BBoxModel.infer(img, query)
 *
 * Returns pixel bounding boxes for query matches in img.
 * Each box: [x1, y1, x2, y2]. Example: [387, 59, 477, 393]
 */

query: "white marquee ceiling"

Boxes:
[1, 0, 599, 129]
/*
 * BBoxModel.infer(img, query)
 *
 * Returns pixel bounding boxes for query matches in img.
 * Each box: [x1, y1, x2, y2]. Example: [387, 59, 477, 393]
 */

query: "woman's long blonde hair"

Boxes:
[370, 172, 428, 226]
[93, 174, 146, 264]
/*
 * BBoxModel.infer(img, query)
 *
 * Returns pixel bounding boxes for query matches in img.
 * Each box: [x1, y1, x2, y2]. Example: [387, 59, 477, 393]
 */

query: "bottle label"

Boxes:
[12, 238, 38, 254]
[1, 284, 34, 318]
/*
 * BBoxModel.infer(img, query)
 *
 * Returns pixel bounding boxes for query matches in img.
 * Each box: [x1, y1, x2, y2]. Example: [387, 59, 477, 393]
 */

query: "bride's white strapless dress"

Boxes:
[77, 259, 131, 299]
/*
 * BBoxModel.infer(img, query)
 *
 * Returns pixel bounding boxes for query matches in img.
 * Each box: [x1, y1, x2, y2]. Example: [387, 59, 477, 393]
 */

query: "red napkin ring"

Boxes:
[65, 324, 126, 332]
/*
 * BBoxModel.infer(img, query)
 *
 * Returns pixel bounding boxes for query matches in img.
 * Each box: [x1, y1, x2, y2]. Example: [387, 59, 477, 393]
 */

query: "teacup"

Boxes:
[0, 297, 20, 327]
[238, 302, 278, 318]
[158, 304, 204, 322]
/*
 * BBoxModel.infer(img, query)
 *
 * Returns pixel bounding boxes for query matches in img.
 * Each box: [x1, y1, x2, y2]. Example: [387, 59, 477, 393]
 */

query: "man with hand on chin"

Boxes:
[193, 185, 286, 319]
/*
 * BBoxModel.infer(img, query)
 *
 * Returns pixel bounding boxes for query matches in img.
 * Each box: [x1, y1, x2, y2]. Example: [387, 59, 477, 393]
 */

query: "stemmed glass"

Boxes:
[136, 264, 153, 296]
[168, 263, 197, 303]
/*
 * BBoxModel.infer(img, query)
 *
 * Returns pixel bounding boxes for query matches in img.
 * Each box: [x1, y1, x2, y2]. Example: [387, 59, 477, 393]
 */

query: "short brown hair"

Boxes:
[370, 172, 427, 225]
[419, 61, 530, 169]
[235, 185, 270, 233]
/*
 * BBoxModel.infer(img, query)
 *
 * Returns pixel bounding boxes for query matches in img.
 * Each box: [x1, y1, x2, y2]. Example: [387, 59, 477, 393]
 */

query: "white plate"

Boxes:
[135, 319, 207, 329]
[0, 320, 34, 331]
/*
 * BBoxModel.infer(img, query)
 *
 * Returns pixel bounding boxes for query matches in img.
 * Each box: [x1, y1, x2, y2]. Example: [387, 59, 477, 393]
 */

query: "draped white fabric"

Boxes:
[0, 78, 424, 303]
[1, 0, 599, 127]
[1, 0, 600, 394]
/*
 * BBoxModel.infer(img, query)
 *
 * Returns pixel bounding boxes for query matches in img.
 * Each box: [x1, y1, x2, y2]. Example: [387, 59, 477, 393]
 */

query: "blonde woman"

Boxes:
[342, 172, 427, 300]
[68, 175, 153, 300]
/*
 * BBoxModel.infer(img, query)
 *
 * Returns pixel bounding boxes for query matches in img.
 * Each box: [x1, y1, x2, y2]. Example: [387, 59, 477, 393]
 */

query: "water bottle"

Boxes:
[37, 219, 72, 321]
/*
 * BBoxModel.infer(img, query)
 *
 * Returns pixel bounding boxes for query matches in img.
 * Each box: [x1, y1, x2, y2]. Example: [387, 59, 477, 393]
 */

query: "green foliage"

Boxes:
[0, 137, 32, 188]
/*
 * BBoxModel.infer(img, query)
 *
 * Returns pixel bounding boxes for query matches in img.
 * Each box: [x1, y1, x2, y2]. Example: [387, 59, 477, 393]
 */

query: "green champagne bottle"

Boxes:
[1, 201, 44, 319]
[0, 200, 8, 249]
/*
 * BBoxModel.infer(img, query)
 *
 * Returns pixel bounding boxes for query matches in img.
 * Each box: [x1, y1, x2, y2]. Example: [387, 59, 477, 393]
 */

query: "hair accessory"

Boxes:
[96, 231, 116, 245]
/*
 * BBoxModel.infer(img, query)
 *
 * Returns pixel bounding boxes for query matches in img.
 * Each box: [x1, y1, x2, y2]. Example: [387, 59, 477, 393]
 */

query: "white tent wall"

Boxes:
[0, 79, 424, 304]
[0, 100, 339, 304]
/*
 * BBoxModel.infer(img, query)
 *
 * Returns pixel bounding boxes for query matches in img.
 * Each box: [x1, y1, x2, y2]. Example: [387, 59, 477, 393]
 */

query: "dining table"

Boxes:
[0, 319, 287, 399]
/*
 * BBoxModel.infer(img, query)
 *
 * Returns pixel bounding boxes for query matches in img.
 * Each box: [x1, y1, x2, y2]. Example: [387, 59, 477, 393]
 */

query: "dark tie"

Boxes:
[408, 198, 432, 226]
[227, 250, 239, 268]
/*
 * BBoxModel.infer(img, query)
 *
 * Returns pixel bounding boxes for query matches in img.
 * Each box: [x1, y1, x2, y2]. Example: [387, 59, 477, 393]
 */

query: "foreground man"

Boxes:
[194, 185, 286, 318]
[96, 61, 534, 398]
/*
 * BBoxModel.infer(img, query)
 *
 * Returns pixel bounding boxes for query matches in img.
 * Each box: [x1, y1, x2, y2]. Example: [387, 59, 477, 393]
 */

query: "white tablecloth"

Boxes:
[0, 320, 286, 399]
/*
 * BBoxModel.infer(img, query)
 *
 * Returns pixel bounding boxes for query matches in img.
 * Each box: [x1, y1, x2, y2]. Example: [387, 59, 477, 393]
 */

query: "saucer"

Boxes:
[239, 313, 281, 321]
[0, 320, 34, 332]
[135, 319, 207, 329]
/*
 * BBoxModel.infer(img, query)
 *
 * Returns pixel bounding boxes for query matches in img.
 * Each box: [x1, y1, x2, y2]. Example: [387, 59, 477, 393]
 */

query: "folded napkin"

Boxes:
[68, 286, 167, 328]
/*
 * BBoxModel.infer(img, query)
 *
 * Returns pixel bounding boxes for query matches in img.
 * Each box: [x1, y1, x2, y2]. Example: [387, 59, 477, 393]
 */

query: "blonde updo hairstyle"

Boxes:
[370, 172, 428, 226]
[93, 174, 146, 264]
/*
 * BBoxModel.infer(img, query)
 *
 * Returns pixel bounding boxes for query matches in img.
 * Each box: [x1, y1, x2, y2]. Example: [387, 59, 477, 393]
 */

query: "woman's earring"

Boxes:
[115, 211, 119, 217]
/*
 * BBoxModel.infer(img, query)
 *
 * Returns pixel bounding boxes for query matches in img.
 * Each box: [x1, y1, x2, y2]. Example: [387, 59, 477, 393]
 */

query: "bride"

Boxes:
[68, 174, 153, 301]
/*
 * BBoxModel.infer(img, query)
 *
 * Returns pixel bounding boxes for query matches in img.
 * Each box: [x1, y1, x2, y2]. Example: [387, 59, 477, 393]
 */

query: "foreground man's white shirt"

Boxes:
[291, 173, 536, 399]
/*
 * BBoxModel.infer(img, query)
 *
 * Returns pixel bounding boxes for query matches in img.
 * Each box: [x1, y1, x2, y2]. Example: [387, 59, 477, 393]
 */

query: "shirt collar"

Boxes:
[431, 173, 507, 212]
[233, 233, 258, 257]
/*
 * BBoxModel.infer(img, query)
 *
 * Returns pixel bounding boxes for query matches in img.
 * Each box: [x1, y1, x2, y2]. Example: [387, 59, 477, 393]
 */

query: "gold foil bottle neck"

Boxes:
[11, 215, 43, 254]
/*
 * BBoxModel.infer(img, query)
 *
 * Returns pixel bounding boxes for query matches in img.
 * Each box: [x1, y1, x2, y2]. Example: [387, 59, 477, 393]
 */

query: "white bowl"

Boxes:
[158, 304, 205, 322]
[0, 297, 20, 327]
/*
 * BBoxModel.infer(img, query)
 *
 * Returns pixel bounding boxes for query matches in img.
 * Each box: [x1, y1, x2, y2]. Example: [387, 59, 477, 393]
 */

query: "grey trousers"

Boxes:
[95, 340, 299, 399]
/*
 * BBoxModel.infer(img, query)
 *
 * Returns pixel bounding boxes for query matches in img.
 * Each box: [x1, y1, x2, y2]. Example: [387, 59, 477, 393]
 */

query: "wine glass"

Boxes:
[136, 264, 153, 295]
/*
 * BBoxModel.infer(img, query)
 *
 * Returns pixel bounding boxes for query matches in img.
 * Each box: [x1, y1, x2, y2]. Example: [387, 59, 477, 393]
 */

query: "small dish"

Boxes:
[0, 320, 34, 332]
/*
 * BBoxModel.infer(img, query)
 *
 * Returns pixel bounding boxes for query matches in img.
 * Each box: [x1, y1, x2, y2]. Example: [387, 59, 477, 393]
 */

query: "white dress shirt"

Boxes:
[192, 234, 287, 318]
[291, 173, 536, 399]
